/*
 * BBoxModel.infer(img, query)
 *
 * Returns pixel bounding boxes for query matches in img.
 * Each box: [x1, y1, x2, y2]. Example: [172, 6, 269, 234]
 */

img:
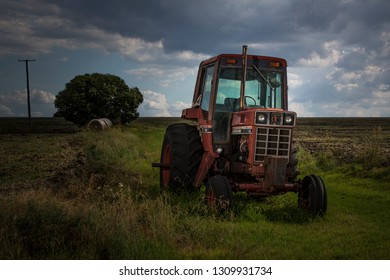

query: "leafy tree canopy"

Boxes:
[54, 73, 143, 125]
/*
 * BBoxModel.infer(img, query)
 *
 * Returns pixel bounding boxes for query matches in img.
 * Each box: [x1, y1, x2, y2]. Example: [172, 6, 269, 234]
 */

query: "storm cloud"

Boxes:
[0, 0, 389, 117]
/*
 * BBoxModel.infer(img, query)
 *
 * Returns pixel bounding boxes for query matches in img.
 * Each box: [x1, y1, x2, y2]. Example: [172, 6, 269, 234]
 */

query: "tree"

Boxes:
[54, 73, 143, 125]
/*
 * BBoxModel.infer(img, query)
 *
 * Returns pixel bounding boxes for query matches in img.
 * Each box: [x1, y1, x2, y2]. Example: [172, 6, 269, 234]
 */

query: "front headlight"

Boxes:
[283, 114, 294, 125]
[256, 112, 268, 124]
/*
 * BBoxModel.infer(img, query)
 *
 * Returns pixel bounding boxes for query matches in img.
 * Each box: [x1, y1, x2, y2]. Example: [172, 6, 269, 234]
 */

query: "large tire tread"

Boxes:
[160, 123, 203, 191]
[288, 145, 300, 183]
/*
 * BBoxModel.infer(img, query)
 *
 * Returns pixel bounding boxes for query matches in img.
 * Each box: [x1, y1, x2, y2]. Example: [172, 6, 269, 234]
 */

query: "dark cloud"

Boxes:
[3, 0, 388, 59]
[0, 0, 389, 117]
[33, 0, 296, 54]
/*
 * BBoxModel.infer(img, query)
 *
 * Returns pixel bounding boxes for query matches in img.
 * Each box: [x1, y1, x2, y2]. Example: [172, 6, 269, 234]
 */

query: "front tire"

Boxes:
[205, 175, 232, 211]
[160, 123, 203, 192]
[298, 175, 327, 215]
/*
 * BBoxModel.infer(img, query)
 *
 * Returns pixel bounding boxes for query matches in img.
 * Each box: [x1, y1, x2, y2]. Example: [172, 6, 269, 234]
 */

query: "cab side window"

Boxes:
[200, 65, 214, 111]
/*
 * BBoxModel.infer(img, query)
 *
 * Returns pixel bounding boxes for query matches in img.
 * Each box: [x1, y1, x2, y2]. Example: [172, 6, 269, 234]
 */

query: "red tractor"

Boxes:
[153, 46, 327, 215]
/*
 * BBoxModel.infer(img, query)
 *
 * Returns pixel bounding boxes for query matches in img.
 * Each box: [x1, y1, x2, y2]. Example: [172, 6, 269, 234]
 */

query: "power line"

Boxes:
[18, 59, 35, 124]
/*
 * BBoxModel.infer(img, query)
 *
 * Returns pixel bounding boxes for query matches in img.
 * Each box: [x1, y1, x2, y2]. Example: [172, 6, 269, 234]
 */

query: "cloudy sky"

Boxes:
[1, 0, 389, 117]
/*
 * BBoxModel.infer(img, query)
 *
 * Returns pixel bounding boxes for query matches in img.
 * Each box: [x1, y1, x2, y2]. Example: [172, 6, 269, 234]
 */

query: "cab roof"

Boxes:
[199, 53, 287, 68]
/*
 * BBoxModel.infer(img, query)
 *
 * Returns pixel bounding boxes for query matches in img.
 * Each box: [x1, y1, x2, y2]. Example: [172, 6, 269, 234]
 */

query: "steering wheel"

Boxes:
[245, 96, 256, 106]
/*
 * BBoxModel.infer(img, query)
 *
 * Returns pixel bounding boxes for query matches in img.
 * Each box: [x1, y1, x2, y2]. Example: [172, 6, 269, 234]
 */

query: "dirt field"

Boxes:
[294, 117, 390, 165]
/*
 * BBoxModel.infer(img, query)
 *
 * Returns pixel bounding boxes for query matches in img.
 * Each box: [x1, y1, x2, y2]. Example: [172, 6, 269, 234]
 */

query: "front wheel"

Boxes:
[205, 175, 232, 211]
[298, 175, 327, 216]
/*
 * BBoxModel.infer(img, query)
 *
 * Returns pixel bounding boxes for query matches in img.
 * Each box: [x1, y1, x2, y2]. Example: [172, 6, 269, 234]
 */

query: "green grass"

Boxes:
[0, 118, 389, 259]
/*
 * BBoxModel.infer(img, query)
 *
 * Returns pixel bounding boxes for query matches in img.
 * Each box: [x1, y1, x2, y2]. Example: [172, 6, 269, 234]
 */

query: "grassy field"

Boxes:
[0, 117, 389, 259]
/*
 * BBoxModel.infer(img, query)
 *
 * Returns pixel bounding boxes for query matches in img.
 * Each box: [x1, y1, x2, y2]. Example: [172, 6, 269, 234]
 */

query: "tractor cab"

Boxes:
[191, 51, 289, 145]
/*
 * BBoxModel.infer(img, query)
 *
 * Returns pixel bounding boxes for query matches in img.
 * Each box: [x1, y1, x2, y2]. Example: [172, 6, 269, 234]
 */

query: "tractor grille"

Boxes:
[255, 127, 291, 162]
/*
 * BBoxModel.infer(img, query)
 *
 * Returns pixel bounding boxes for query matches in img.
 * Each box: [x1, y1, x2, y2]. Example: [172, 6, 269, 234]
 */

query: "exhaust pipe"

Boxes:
[240, 45, 248, 110]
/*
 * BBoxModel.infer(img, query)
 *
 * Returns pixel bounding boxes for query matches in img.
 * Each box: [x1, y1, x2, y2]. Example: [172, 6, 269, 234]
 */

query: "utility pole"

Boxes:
[18, 59, 35, 124]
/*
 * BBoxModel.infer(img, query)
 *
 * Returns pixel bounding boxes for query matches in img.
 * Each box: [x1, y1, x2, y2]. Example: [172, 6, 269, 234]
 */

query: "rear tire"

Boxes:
[160, 123, 203, 192]
[298, 175, 327, 215]
[288, 145, 299, 183]
[205, 175, 232, 211]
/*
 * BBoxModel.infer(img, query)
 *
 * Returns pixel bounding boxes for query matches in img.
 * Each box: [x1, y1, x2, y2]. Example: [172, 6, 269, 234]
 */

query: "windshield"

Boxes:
[215, 66, 284, 111]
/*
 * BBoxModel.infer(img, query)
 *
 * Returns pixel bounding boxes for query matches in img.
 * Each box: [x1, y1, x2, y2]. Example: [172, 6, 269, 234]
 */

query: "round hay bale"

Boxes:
[87, 118, 112, 131]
